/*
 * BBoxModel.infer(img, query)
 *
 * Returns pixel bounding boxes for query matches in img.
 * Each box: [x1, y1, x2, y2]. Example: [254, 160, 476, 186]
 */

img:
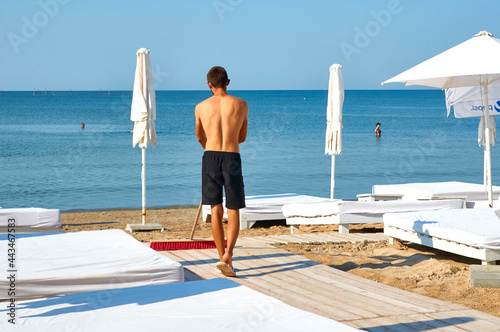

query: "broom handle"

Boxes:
[189, 200, 203, 240]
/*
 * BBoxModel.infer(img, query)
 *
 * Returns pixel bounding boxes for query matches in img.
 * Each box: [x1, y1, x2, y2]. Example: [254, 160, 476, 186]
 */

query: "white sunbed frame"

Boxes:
[385, 225, 500, 265]
[203, 209, 285, 229]
[241, 212, 284, 229]
[286, 213, 382, 234]
[0, 227, 62, 234]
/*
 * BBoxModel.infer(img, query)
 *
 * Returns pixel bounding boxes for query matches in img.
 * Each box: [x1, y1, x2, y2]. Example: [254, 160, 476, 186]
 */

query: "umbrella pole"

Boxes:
[484, 150, 487, 185]
[142, 147, 146, 224]
[482, 83, 493, 207]
[330, 154, 335, 199]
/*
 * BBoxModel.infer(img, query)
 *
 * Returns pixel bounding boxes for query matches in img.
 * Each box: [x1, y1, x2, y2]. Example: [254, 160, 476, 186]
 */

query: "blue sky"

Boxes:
[2, 0, 500, 91]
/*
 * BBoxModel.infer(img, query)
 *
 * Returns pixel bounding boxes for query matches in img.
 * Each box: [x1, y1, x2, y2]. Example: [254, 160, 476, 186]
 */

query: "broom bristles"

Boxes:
[150, 240, 226, 251]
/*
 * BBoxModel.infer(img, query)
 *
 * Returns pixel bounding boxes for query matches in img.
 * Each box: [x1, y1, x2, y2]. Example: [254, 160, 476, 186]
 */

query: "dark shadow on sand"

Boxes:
[62, 221, 119, 227]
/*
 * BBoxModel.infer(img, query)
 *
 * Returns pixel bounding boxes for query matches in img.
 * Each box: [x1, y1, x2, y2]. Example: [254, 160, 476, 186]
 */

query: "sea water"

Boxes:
[0, 90, 494, 211]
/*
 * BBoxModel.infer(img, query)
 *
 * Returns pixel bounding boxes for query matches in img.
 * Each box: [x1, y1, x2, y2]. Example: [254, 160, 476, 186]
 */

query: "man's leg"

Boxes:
[211, 204, 225, 261]
[223, 208, 240, 269]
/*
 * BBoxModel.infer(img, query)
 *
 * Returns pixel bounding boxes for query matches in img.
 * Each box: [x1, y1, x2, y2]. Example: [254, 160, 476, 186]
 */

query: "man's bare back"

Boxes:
[195, 93, 248, 152]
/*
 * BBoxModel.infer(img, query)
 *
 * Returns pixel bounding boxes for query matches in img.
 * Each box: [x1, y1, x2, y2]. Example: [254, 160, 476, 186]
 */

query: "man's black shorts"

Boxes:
[202, 151, 245, 209]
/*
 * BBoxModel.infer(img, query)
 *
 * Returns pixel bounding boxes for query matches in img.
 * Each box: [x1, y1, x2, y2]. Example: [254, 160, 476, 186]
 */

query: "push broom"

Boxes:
[149, 201, 225, 250]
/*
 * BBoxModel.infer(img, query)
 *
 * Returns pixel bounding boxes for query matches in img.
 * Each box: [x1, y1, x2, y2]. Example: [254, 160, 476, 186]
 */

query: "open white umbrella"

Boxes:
[325, 64, 344, 199]
[128, 48, 160, 230]
[382, 31, 500, 207]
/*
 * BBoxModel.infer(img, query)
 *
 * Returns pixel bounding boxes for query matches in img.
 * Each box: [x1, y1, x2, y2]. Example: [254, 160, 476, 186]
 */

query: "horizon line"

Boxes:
[1, 88, 439, 92]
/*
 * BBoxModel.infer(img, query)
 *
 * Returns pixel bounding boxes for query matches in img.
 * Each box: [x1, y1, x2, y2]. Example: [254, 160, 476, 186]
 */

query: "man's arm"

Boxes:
[195, 105, 207, 149]
[238, 102, 249, 144]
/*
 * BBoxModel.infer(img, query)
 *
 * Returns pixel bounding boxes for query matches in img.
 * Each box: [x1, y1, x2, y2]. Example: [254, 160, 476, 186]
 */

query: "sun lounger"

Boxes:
[0, 208, 61, 233]
[283, 199, 465, 233]
[372, 181, 500, 203]
[384, 209, 500, 265]
[0, 278, 358, 331]
[0, 229, 184, 300]
[202, 193, 335, 229]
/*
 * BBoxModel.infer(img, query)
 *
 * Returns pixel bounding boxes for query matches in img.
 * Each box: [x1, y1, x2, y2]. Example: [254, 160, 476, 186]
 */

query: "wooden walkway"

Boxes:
[159, 233, 500, 331]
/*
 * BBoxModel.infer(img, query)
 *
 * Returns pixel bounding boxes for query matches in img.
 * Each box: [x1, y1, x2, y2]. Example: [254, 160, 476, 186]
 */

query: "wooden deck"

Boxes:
[159, 233, 500, 331]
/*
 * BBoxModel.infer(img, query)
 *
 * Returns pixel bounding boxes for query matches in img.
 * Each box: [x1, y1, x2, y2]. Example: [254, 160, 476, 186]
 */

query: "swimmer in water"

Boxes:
[375, 123, 381, 137]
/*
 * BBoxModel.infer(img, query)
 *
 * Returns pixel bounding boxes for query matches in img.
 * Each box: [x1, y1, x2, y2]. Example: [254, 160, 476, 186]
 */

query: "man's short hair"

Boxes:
[207, 66, 228, 88]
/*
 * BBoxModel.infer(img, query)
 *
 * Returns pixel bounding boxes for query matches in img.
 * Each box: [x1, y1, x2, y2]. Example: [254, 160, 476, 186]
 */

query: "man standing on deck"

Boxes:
[195, 66, 248, 277]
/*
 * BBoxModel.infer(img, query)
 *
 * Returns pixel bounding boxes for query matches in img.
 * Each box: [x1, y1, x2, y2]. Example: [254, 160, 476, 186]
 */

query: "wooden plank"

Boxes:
[303, 261, 463, 312]
[242, 236, 277, 245]
[277, 234, 320, 244]
[302, 233, 338, 244]
[262, 246, 464, 311]
[230, 248, 372, 321]
[287, 233, 324, 244]
[285, 263, 438, 315]
[316, 233, 350, 243]
[266, 234, 303, 244]
[220, 245, 364, 321]
[455, 308, 500, 325]
[259, 235, 297, 244]
[269, 245, 459, 310]
[342, 233, 374, 242]
[234, 246, 426, 317]
[236, 238, 276, 249]
[237, 242, 458, 311]
[360, 233, 388, 242]
[469, 264, 500, 288]
[236, 272, 361, 321]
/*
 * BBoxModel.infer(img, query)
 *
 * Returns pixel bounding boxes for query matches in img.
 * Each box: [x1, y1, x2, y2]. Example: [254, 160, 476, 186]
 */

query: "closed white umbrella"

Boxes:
[382, 31, 500, 207]
[128, 48, 160, 231]
[325, 64, 344, 199]
[131, 48, 157, 149]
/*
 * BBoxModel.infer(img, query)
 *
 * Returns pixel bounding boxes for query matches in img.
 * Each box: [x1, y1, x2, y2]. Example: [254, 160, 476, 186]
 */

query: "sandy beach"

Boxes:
[61, 205, 500, 318]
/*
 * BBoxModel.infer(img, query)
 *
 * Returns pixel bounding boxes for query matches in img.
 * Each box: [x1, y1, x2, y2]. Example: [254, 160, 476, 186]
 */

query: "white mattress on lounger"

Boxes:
[0, 279, 358, 332]
[282, 199, 464, 218]
[372, 181, 500, 201]
[384, 209, 500, 250]
[0, 229, 184, 300]
[0, 208, 60, 229]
